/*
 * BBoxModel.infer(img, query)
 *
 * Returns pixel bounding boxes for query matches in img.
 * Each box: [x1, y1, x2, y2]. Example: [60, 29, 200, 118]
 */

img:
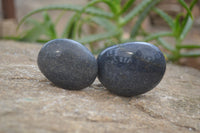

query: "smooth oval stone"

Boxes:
[37, 39, 97, 90]
[97, 42, 166, 97]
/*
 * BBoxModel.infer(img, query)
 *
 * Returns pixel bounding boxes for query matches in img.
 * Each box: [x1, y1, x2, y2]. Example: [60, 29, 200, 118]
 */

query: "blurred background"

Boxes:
[0, 0, 200, 69]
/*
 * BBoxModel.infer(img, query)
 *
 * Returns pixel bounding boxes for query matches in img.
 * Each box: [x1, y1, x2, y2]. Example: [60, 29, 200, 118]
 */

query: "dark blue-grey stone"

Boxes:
[97, 42, 166, 97]
[37, 39, 97, 90]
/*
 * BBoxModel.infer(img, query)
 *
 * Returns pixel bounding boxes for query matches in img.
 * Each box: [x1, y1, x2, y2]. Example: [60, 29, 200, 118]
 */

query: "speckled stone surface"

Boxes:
[37, 39, 97, 90]
[97, 42, 166, 97]
[0, 40, 200, 133]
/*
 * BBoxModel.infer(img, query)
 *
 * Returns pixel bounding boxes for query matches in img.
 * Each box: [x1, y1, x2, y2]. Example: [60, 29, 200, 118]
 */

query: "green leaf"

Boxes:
[181, 51, 200, 57]
[179, 0, 198, 39]
[157, 38, 174, 52]
[130, 0, 161, 38]
[77, 19, 85, 38]
[84, 7, 113, 18]
[121, 0, 153, 26]
[173, 14, 182, 37]
[90, 17, 116, 31]
[178, 0, 193, 18]
[153, 8, 174, 29]
[77, 30, 120, 44]
[42, 12, 57, 39]
[176, 44, 200, 49]
[2, 36, 21, 41]
[17, 5, 113, 30]
[144, 32, 173, 42]
[85, 0, 120, 14]
[20, 12, 57, 41]
[20, 22, 46, 42]
[61, 14, 79, 38]
[189, 0, 198, 10]
[180, 17, 193, 40]
[55, 10, 66, 25]
[120, 0, 136, 15]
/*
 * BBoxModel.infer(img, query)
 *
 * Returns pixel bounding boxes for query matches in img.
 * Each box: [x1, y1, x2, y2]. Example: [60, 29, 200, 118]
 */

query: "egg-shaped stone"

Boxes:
[37, 39, 97, 90]
[97, 42, 166, 97]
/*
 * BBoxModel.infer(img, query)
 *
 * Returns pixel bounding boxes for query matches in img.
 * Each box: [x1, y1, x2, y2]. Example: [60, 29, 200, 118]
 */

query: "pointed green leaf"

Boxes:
[90, 17, 116, 31]
[180, 17, 193, 40]
[20, 23, 46, 42]
[62, 14, 79, 38]
[176, 44, 200, 49]
[153, 8, 174, 29]
[85, 7, 113, 18]
[130, 0, 161, 38]
[84, 0, 119, 14]
[120, 0, 136, 15]
[55, 11, 66, 25]
[144, 32, 173, 42]
[181, 51, 200, 57]
[121, 0, 153, 26]
[189, 0, 198, 10]
[178, 0, 193, 18]
[173, 14, 182, 37]
[180, 0, 198, 39]
[42, 12, 57, 39]
[77, 19, 85, 38]
[17, 5, 113, 30]
[77, 30, 120, 44]
[157, 38, 174, 51]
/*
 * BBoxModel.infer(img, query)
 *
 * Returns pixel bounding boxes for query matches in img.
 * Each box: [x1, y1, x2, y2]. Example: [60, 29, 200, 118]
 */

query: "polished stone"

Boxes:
[97, 42, 166, 97]
[37, 39, 97, 90]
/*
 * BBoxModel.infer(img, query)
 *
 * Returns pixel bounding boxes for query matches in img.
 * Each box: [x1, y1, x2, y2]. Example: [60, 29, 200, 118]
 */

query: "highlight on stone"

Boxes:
[97, 42, 166, 97]
[37, 39, 98, 90]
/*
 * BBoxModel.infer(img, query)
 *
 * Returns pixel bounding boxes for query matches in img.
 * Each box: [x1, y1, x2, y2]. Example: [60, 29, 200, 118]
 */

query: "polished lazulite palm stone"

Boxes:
[37, 39, 97, 90]
[97, 42, 166, 97]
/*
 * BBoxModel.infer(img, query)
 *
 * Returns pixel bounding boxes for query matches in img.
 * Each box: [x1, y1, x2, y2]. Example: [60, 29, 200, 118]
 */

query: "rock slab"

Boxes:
[0, 40, 200, 133]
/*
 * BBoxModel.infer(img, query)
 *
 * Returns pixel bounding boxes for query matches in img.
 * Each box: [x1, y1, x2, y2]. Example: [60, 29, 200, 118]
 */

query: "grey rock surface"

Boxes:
[0, 40, 200, 133]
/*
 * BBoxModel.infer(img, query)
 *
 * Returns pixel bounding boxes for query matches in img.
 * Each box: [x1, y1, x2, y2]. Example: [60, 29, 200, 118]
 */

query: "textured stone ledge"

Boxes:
[0, 40, 199, 133]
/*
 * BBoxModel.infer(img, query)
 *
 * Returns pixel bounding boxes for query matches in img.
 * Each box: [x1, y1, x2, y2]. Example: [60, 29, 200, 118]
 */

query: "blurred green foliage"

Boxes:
[12, 0, 200, 61]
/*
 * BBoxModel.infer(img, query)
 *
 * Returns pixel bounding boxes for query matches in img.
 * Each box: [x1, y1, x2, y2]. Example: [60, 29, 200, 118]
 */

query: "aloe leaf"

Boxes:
[77, 30, 120, 44]
[121, 0, 153, 26]
[42, 12, 57, 39]
[176, 44, 200, 49]
[77, 19, 87, 38]
[157, 38, 174, 52]
[174, 14, 182, 37]
[90, 17, 116, 31]
[130, 0, 161, 38]
[2, 36, 21, 41]
[61, 14, 79, 38]
[181, 51, 200, 57]
[153, 8, 174, 29]
[144, 32, 173, 42]
[85, 7, 113, 18]
[179, 0, 198, 39]
[178, 0, 193, 18]
[20, 23, 45, 42]
[180, 17, 193, 40]
[24, 18, 41, 26]
[17, 5, 113, 30]
[44, 22, 57, 39]
[120, 0, 136, 15]
[189, 0, 198, 10]
[85, 0, 119, 14]
[55, 10, 66, 25]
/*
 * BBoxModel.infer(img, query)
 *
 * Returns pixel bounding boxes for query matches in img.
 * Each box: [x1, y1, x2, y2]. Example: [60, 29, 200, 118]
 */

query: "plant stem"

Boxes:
[172, 38, 182, 61]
